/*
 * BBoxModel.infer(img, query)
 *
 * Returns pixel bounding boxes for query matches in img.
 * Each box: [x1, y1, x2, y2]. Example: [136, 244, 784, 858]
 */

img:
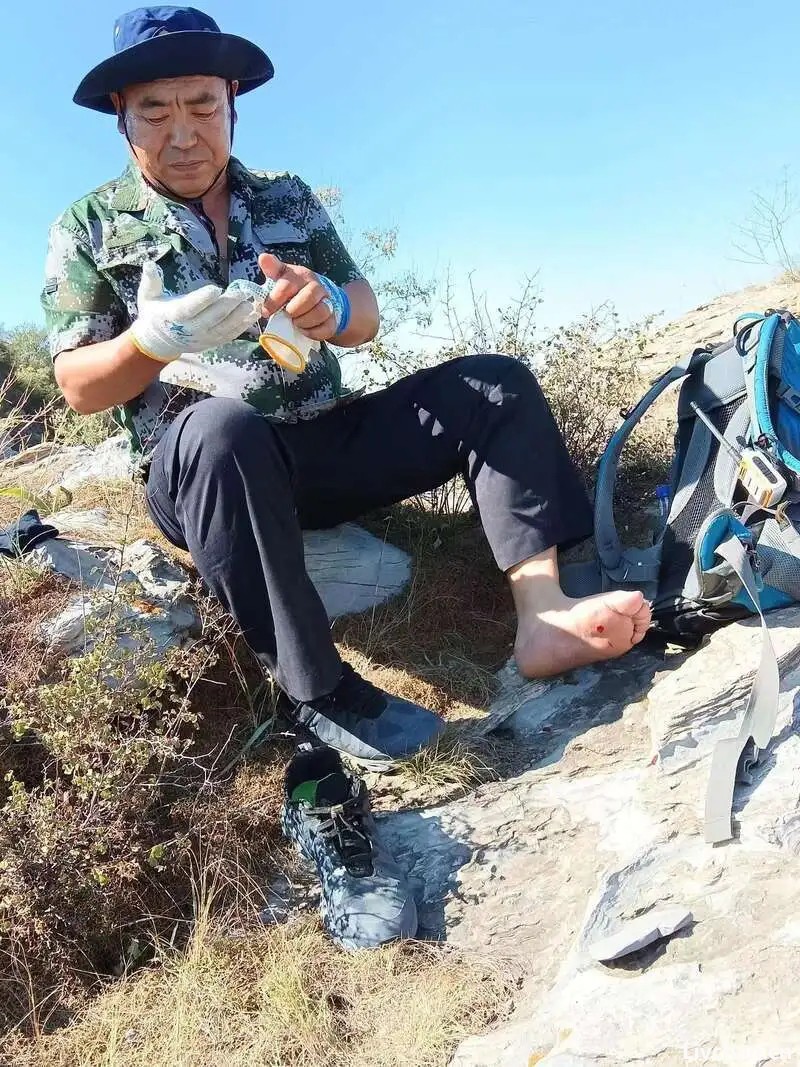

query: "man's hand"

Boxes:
[130, 261, 259, 363]
[258, 253, 339, 342]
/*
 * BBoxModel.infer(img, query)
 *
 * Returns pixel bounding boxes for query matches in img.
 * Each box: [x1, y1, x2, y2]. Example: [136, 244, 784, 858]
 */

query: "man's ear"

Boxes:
[111, 92, 125, 134]
[229, 80, 239, 125]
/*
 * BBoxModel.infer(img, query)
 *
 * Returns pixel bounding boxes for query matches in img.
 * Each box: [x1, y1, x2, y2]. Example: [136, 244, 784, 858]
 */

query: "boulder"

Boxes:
[303, 522, 411, 619]
[376, 613, 800, 1066]
[1, 434, 135, 489]
[33, 536, 200, 657]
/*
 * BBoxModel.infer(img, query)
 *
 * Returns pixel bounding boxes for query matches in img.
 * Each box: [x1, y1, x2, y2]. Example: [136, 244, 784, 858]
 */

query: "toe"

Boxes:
[631, 620, 649, 644]
[604, 589, 646, 618]
[631, 602, 653, 644]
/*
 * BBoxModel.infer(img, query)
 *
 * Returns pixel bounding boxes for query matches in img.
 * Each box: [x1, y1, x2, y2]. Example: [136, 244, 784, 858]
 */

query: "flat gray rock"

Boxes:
[303, 522, 411, 618]
[27, 511, 411, 656]
[42, 591, 199, 658]
[649, 605, 800, 775]
[40, 508, 411, 621]
[31, 538, 122, 591]
[1, 434, 134, 489]
[32, 534, 199, 657]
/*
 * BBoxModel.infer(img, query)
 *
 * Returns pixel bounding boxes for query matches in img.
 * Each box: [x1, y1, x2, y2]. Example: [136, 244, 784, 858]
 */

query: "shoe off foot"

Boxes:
[280, 662, 445, 769]
[281, 745, 418, 950]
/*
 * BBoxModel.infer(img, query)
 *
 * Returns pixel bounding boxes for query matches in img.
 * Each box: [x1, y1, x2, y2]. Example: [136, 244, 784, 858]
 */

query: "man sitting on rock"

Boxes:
[43, 7, 652, 948]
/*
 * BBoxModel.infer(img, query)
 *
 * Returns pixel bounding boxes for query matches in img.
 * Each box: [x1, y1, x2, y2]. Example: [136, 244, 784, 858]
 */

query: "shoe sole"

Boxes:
[283, 719, 398, 772]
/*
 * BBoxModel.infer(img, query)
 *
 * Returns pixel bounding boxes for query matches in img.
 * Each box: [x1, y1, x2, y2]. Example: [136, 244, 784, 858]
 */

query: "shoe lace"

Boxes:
[308, 784, 374, 877]
[308, 663, 386, 721]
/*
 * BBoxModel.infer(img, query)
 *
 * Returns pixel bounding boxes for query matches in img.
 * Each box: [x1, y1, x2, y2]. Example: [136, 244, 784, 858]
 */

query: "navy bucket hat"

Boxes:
[74, 6, 274, 114]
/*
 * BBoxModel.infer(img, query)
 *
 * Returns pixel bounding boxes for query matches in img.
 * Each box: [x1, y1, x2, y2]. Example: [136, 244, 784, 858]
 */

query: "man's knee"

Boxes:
[452, 353, 540, 401]
[175, 397, 278, 461]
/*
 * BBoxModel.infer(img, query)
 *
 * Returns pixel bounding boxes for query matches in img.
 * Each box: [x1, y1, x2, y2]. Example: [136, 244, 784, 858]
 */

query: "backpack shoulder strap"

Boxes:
[594, 346, 718, 595]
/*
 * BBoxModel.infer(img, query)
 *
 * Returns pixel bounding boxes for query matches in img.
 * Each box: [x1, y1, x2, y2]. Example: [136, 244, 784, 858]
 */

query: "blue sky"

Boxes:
[3, 0, 800, 338]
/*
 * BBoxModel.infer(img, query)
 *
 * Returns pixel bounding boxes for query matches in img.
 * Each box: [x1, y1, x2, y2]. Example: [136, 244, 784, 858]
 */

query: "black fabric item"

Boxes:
[284, 745, 344, 796]
[0, 510, 59, 557]
[144, 354, 593, 701]
[284, 748, 373, 877]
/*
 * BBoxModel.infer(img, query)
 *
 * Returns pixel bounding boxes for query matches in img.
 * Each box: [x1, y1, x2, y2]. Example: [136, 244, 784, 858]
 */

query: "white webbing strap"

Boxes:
[703, 535, 780, 844]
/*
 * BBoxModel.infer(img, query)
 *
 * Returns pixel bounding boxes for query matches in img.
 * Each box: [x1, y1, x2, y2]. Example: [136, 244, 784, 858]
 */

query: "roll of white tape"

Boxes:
[258, 310, 312, 373]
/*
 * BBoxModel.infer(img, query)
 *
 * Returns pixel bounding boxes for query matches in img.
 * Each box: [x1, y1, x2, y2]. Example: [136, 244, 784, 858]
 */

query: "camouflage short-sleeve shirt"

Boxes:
[41, 158, 365, 457]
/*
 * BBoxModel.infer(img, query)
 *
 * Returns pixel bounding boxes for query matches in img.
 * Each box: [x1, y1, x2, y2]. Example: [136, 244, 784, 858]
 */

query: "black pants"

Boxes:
[145, 355, 592, 701]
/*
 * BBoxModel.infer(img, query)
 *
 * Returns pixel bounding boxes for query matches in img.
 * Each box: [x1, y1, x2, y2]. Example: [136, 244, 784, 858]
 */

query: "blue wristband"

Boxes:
[336, 287, 351, 336]
[317, 275, 351, 336]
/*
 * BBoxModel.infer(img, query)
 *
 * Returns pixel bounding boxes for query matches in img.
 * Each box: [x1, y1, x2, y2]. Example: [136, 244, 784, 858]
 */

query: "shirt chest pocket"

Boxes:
[252, 219, 314, 271]
[93, 223, 188, 318]
[94, 217, 175, 271]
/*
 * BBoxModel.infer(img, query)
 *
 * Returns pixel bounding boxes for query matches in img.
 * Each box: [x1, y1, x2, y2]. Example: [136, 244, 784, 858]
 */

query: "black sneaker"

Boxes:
[280, 663, 444, 769]
[281, 745, 418, 950]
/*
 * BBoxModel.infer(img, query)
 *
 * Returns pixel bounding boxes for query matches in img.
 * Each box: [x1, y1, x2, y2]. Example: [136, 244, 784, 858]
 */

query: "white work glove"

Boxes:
[129, 260, 259, 363]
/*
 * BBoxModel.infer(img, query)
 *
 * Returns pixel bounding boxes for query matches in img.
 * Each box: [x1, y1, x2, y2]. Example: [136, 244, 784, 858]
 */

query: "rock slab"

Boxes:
[26, 509, 411, 655]
[1, 434, 135, 489]
[377, 612, 800, 1066]
[303, 522, 411, 619]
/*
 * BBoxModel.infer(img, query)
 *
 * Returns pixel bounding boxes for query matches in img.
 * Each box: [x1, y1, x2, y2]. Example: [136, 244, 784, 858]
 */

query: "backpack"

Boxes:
[563, 309, 800, 844]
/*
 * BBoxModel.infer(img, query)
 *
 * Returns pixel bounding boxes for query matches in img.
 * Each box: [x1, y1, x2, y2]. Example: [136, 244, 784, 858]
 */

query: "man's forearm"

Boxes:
[54, 278, 378, 416]
[54, 330, 164, 415]
[333, 279, 380, 347]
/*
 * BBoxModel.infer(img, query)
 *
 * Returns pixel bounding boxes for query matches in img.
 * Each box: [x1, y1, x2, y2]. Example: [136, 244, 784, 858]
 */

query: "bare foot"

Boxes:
[514, 590, 652, 679]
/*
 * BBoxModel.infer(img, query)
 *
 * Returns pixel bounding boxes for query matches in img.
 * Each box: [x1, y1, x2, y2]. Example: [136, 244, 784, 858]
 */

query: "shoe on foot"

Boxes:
[281, 745, 418, 950]
[280, 663, 445, 769]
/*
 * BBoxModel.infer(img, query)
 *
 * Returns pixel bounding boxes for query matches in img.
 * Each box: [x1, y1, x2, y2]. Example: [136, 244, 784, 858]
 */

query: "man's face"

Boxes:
[113, 75, 237, 198]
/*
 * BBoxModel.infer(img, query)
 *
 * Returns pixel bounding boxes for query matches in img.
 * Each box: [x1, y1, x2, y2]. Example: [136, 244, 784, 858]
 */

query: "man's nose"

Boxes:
[169, 118, 198, 149]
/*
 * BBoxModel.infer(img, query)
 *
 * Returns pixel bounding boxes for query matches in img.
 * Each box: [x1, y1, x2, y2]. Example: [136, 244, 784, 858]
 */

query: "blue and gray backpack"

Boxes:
[564, 309, 800, 844]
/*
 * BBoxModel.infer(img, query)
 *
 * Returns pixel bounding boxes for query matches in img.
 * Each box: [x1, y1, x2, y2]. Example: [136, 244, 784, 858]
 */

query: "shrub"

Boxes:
[0, 622, 210, 1031]
[363, 277, 669, 520]
[0, 326, 57, 406]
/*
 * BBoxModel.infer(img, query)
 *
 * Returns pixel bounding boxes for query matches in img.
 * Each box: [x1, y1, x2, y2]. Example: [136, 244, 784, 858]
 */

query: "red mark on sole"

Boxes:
[596, 624, 605, 634]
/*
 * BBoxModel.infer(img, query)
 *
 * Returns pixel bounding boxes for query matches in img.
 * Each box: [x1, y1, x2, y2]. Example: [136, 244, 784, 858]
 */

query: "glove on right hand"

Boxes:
[130, 261, 259, 363]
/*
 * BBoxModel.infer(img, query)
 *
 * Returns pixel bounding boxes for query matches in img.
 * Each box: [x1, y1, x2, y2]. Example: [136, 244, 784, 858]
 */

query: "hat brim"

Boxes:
[74, 31, 274, 113]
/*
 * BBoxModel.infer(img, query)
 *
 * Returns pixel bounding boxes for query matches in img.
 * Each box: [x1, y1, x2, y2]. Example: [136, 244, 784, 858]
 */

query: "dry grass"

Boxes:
[335, 506, 515, 711]
[4, 918, 508, 1067]
[66, 480, 154, 540]
[56, 479, 195, 570]
[329, 509, 515, 807]
[0, 462, 191, 569]
[398, 738, 493, 794]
